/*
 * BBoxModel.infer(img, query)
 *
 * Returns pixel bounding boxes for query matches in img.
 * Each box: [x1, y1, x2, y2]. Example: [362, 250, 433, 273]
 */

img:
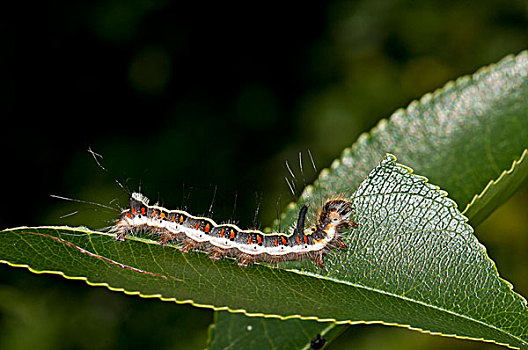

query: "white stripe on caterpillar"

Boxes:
[114, 193, 357, 266]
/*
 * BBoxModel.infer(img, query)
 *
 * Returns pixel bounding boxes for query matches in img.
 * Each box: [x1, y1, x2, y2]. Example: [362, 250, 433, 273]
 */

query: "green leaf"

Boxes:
[463, 149, 528, 225]
[2, 155, 527, 349]
[277, 51, 528, 232]
[221, 51, 528, 350]
[208, 312, 343, 350]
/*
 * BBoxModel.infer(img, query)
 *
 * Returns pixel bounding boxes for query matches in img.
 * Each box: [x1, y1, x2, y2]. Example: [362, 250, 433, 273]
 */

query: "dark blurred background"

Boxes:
[2, 0, 528, 349]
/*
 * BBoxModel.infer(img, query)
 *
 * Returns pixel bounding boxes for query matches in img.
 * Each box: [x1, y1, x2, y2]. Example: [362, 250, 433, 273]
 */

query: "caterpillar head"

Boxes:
[317, 198, 354, 232]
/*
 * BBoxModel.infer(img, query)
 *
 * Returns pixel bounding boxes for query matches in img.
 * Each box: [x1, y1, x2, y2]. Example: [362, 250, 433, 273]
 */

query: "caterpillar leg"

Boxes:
[180, 239, 200, 253]
[115, 232, 126, 241]
[159, 231, 177, 245]
[314, 252, 325, 268]
[208, 247, 224, 260]
[335, 238, 347, 249]
[114, 221, 128, 241]
[237, 254, 255, 266]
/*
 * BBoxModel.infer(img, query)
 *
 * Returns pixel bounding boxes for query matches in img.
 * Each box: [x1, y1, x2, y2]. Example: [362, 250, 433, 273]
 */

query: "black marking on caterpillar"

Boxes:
[114, 192, 357, 266]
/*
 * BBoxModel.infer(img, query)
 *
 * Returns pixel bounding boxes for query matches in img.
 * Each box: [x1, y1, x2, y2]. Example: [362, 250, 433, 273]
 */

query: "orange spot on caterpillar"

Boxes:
[281, 237, 287, 245]
[195, 222, 201, 230]
[230, 230, 235, 239]
[141, 207, 145, 215]
[205, 223, 210, 233]
[248, 236, 252, 244]
[131, 206, 136, 215]
[179, 215, 184, 223]
[220, 228, 225, 237]
[160, 212, 166, 219]
[296, 236, 301, 245]
[126, 212, 132, 218]
[171, 215, 176, 222]
[151, 212, 157, 217]
[303, 235, 308, 244]
[274, 238, 278, 246]
[257, 235, 262, 245]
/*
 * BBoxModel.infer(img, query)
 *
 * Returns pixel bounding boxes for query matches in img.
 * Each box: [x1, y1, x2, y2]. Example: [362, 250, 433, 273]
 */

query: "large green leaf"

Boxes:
[277, 51, 528, 232]
[1, 155, 527, 349]
[214, 51, 528, 350]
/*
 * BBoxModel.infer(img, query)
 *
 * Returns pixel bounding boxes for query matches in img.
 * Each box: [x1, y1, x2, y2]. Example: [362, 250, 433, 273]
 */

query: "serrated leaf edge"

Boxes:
[3, 155, 528, 350]
[462, 148, 528, 217]
[205, 312, 341, 350]
[274, 153, 528, 349]
[213, 50, 528, 350]
[1, 255, 521, 350]
[280, 50, 528, 223]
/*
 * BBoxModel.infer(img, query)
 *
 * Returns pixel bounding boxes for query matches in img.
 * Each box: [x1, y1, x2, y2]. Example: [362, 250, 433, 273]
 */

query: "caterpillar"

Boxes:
[114, 192, 357, 266]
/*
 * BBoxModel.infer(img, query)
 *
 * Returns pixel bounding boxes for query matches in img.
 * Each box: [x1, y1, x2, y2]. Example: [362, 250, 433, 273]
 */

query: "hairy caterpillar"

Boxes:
[114, 192, 356, 266]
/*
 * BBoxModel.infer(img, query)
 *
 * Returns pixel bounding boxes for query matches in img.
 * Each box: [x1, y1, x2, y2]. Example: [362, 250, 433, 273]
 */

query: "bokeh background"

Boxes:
[2, 0, 528, 349]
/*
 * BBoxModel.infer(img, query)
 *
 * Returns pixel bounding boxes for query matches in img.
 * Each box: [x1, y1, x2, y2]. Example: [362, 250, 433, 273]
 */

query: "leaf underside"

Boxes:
[2, 155, 527, 349]
[208, 312, 343, 350]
